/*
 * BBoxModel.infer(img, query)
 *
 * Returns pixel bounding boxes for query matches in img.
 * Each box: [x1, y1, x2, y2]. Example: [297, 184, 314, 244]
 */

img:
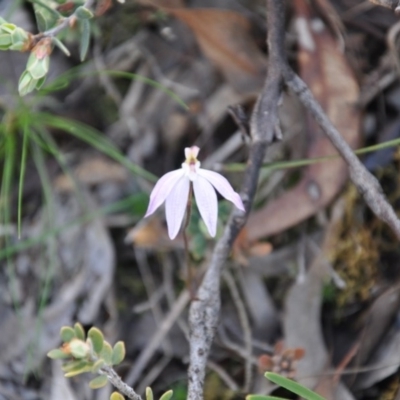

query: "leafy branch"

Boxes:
[48, 323, 172, 400]
[0, 0, 123, 95]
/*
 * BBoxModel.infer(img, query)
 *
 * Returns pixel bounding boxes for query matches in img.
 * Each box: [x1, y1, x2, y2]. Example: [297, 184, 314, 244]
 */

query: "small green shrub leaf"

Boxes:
[60, 326, 76, 343]
[88, 327, 104, 354]
[110, 392, 125, 400]
[99, 341, 113, 365]
[64, 362, 92, 377]
[74, 322, 85, 340]
[159, 390, 173, 400]
[79, 19, 90, 61]
[146, 387, 154, 400]
[47, 349, 69, 359]
[246, 396, 287, 400]
[92, 359, 106, 373]
[111, 341, 125, 365]
[52, 37, 70, 56]
[265, 373, 326, 400]
[62, 360, 87, 373]
[89, 375, 108, 389]
[76, 6, 94, 19]
[69, 339, 90, 358]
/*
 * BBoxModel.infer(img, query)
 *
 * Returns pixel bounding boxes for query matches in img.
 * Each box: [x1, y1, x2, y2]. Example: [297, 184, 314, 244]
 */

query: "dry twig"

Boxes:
[187, 0, 284, 398]
[187, 0, 400, 398]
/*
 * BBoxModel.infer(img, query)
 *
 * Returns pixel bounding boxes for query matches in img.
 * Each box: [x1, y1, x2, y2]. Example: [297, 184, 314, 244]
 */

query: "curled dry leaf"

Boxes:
[246, 0, 361, 242]
[55, 157, 128, 191]
[166, 8, 267, 94]
[125, 216, 183, 250]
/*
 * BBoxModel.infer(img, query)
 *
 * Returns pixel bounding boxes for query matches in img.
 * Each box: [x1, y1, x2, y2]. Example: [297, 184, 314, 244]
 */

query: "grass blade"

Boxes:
[265, 373, 325, 400]
[36, 112, 157, 182]
[17, 118, 29, 238]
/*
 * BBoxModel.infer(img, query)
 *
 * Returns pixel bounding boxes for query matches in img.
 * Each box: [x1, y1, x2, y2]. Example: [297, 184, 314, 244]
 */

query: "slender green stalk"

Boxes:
[17, 119, 29, 238]
[183, 186, 195, 297]
[223, 138, 400, 172]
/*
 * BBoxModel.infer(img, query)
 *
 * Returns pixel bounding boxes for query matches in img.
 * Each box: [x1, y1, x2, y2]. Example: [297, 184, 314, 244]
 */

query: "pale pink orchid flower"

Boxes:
[145, 146, 245, 239]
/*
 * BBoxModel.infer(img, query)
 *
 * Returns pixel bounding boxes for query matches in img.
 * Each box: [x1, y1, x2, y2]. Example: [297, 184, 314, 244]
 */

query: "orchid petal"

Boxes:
[193, 175, 218, 237]
[197, 169, 245, 211]
[145, 169, 185, 217]
[185, 146, 200, 160]
[165, 176, 190, 239]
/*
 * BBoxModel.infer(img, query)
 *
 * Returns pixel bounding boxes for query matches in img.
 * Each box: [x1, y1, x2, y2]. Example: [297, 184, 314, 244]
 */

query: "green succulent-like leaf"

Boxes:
[91, 358, 106, 373]
[88, 327, 104, 354]
[32, 0, 59, 31]
[69, 339, 90, 358]
[110, 392, 125, 400]
[111, 341, 125, 365]
[27, 55, 49, 80]
[76, 6, 94, 19]
[0, 34, 12, 49]
[47, 348, 69, 359]
[0, 23, 16, 34]
[18, 71, 38, 96]
[34, 9, 47, 32]
[99, 341, 113, 365]
[60, 326, 76, 342]
[62, 360, 88, 373]
[9, 28, 29, 50]
[35, 75, 47, 90]
[146, 387, 154, 400]
[74, 322, 86, 340]
[89, 375, 108, 389]
[64, 363, 93, 377]
[0, 16, 7, 24]
[159, 390, 173, 400]
[79, 19, 90, 61]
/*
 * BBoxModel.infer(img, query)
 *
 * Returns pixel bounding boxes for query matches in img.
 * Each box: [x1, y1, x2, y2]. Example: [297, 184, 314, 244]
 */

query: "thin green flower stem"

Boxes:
[183, 185, 195, 297]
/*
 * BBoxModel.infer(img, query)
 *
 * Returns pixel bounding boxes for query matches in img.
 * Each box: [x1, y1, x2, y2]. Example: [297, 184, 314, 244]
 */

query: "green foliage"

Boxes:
[79, 19, 91, 61]
[110, 392, 125, 400]
[111, 341, 126, 366]
[89, 375, 108, 389]
[159, 390, 173, 400]
[88, 327, 104, 354]
[0, 18, 30, 51]
[60, 326, 76, 343]
[47, 349, 69, 359]
[18, 40, 50, 96]
[69, 338, 90, 359]
[247, 396, 287, 400]
[76, 6, 94, 20]
[146, 387, 154, 400]
[146, 387, 174, 400]
[74, 322, 86, 341]
[263, 372, 326, 400]
[99, 341, 113, 365]
[47, 324, 174, 400]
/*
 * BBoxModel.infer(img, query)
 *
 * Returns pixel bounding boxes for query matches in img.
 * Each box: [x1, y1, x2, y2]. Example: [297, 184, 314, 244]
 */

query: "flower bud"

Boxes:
[69, 339, 90, 359]
[0, 20, 31, 51]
